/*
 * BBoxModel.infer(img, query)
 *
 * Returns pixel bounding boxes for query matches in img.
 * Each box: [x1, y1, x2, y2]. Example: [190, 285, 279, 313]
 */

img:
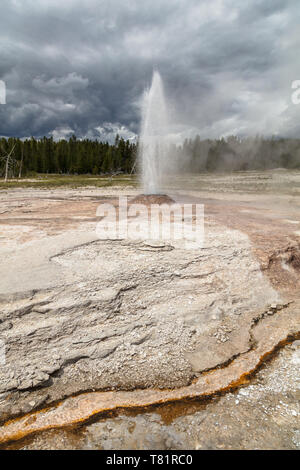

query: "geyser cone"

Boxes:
[130, 194, 175, 205]
[139, 71, 169, 195]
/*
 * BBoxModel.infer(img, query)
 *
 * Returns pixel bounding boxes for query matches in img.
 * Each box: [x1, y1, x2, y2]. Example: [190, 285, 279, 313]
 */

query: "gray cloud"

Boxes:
[0, 0, 299, 140]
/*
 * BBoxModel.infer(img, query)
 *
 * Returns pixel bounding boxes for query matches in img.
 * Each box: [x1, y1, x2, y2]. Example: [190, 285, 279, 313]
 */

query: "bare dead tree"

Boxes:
[130, 142, 138, 175]
[130, 157, 137, 174]
[0, 143, 16, 182]
[18, 143, 24, 178]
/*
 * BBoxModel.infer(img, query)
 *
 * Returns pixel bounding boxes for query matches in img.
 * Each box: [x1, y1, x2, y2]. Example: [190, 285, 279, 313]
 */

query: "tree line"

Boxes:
[1, 134, 300, 178]
[174, 135, 300, 172]
[0, 135, 136, 178]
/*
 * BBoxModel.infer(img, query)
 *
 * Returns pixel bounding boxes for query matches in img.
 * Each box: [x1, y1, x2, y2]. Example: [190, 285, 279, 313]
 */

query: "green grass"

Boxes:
[0, 174, 138, 189]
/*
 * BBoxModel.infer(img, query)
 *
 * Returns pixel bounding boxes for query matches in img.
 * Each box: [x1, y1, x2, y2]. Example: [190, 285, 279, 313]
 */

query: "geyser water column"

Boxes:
[139, 71, 169, 195]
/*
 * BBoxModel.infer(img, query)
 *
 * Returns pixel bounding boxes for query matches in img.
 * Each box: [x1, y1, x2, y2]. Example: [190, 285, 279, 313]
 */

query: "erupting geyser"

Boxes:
[139, 71, 169, 195]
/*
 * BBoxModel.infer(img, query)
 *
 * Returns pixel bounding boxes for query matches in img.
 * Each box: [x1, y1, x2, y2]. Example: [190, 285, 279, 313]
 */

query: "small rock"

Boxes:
[290, 340, 300, 350]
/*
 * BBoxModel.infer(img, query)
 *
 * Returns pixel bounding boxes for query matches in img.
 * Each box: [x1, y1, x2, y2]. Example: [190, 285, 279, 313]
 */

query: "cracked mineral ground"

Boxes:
[0, 170, 299, 449]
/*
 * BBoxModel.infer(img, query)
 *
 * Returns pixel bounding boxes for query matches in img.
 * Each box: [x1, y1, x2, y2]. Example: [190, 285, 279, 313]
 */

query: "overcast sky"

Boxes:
[0, 0, 299, 142]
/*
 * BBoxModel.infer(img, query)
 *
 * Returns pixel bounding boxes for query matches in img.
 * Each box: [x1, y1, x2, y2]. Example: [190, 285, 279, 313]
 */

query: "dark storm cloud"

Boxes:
[0, 0, 299, 140]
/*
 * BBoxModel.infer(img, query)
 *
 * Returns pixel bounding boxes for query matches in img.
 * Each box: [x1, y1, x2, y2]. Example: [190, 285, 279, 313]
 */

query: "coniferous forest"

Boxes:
[0, 135, 136, 178]
[1, 134, 300, 178]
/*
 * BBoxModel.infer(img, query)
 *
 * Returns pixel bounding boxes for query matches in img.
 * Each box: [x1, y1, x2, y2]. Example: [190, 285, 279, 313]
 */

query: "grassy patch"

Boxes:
[0, 174, 138, 189]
